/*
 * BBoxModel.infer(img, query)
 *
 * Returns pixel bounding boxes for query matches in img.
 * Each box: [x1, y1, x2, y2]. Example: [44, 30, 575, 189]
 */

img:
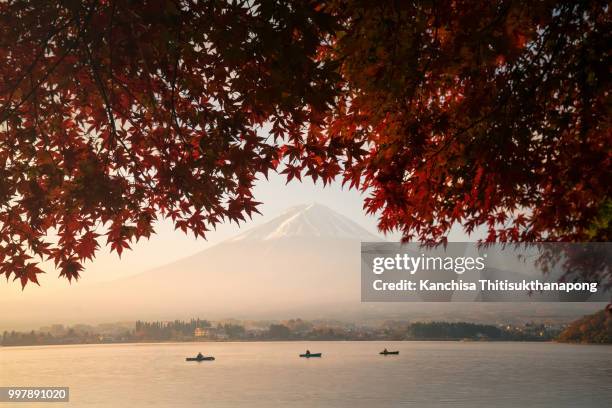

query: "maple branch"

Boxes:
[168, 18, 194, 151]
[84, 42, 157, 191]
[30, 73, 61, 171]
[0, 3, 95, 127]
[425, 22, 561, 162]
[84, 44, 118, 144]
[0, 14, 76, 119]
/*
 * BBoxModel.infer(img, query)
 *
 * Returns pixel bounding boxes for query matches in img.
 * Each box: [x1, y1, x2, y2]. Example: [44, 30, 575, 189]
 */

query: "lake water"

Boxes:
[1, 341, 611, 407]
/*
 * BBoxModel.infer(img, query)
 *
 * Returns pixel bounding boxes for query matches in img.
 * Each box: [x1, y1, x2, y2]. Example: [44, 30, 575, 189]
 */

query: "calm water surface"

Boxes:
[1, 341, 611, 407]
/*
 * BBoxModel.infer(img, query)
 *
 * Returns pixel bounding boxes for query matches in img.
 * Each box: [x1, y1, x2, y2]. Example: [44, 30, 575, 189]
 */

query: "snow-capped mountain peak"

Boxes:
[229, 203, 380, 242]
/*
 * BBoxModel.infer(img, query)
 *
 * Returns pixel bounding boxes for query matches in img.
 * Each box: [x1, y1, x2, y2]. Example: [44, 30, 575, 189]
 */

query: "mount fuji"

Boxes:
[2, 204, 385, 327]
[101, 203, 382, 319]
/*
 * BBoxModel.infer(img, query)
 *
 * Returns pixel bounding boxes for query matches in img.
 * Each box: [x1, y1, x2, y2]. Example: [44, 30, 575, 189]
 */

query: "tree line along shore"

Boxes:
[4, 311, 609, 347]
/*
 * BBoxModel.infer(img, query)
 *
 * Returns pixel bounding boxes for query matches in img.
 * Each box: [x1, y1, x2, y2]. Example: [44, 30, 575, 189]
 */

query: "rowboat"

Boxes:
[186, 356, 215, 361]
[299, 353, 322, 358]
[379, 350, 399, 355]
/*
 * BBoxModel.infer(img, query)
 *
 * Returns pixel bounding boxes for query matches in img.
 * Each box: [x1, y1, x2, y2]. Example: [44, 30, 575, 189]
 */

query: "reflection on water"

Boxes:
[1, 341, 611, 407]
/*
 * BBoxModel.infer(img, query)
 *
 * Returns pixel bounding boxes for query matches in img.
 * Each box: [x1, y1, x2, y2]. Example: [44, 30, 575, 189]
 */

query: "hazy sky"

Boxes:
[1, 172, 474, 298]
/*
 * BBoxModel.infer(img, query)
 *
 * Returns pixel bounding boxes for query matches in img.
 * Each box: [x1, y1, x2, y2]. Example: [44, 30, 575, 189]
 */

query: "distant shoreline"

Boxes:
[2, 319, 569, 347]
[0, 338, 571, 348]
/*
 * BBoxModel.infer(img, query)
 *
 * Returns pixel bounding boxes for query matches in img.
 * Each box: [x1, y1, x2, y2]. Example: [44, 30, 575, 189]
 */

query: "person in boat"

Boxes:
[305, 349, 310, 355]
[383, 348, 388, 353]
[196, 352, 204, 359]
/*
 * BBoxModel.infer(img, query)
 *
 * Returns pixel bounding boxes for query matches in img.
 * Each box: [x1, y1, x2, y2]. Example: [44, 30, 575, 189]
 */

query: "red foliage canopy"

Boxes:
[326, 1, 610, 244]
[0, 1, 609, 287]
